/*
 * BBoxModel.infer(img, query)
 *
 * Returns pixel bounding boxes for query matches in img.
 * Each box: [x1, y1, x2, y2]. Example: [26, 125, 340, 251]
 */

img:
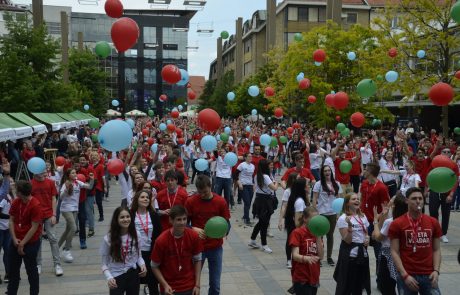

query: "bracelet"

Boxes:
[434, 270, 440, 275]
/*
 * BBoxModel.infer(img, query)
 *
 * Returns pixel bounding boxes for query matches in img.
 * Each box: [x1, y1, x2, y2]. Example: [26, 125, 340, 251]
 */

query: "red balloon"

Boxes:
[325, 93, 335, 108]
[187, 82, 192, 88]
[299, 78, 311, 90]
[107, 159, 124, 176]
[336, 115, 341, 122]
[167, 124, 176, 132]
[455, 71, 460, 79]
[161, 64, 181, 84]
[147, 138, 154, 146]
[265, 87, 275, 97]
[171, 110, 179, 118]
[388, 47, 398, 58]
[308, 95, 316, 104]
[428, 82, 454, 106]
[350, 112, 365, 128]
[177, 138, 185, 145]
[55, 156, 65, 167]
[77, 174, 86, 182]
[287, 127, 294, 134]
[142, 128, 149, 136]
[111, 17, 139, 52]
[313, 49, 326, 62]
[198, 108, 221, 132]
[333, 91, 349, 110]
[104, 0, 123, 18]
[159, 94, 168, 102]
[146, 121, 152, 128]
[293, 122, 301, 129]
[188, 90, 197, 100]
[432, 155, 456, 170]
[274, 107, 283, 118]
[175, 128, 183, 138]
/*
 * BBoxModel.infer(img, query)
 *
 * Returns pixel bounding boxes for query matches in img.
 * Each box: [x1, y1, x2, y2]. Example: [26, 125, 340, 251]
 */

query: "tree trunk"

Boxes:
[442, 105, 448, 137]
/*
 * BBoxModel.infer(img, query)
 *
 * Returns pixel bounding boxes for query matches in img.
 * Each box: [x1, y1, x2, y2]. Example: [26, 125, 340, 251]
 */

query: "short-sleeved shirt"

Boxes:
[281, 167, 315, 183]
[380, 218, 393, 248]
[289, 227, 320, 285]
[9, 197, 42, 243]
[254, 174, 274, 195]
[360, 180, 390, 222]
[294, 198, 307, 213]
[337, 213, 369, 257]
[237, 162, 255, 185]
[333, 158, 351, 184]
[399, 171, 421, 197]
[313, 181, 343, 216]
[156, 187, 188, 232]
[31, 178, 57, 219]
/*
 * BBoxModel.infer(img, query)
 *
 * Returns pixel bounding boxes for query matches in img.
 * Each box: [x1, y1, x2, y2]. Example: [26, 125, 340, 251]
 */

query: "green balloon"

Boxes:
[341, 128, 350, 137]
[88, 119, 100, 129]
[427, 167, 457, 193]
[307, 215, 330, 237]
[336, 123, 346, 132]
[148, 110, 154, 116]
[204, 216, 228, 238]
[357, 79, 377, 98]
[220, 31, 229, 39]
[376, 74, 384, 82]
[91, 134, 98, 142]
[269, 136, 278, 147]
[294, 33, 303, 42]
[279, 136, 288, 144]
[220, 133, 229, 142]
[451, 1, 460, 24]
[339, 160, 352, 174]
[454, 127, 460, 135]
[95, 41, 111, 58]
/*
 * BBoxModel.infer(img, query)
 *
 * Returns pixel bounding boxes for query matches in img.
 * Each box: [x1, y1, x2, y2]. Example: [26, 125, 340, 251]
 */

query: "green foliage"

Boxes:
[199, 70, 234, 116]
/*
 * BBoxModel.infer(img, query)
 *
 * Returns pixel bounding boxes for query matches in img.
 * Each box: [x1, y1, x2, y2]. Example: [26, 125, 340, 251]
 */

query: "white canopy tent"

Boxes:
[125, 109, 147, 117]
[106, 109, 122, 117]
[179, 109, 197, 118]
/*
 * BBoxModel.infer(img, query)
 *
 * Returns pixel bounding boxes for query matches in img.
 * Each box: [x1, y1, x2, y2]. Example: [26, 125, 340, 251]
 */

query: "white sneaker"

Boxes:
[37, 265, 41, 274]
[248, 240, 260, 249]
[62, 250, 74, 263]
[55, 265, 64, 276]
[286, 260, 292, 269]
[262, 245, 273, 254]
[441, 235, 449, 243]
[267, 230, 274, 238]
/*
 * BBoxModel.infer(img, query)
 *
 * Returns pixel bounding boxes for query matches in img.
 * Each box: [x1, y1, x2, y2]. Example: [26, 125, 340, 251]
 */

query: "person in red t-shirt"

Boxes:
[251, 144, 265, 175]
[331, 142, 355, 193]
[20, 141, 36, 164]
[185, 175, 231, 295]
[151, 205, 203, 295]
[89, 152, 106, 222]
[289, 207, 323, 295]
[7, 180, 42, 295]
[156, 170, 188, 232]
[281, 154, 316, 189]
[150, 161, 166, 193]
[389, 187, 441, 294]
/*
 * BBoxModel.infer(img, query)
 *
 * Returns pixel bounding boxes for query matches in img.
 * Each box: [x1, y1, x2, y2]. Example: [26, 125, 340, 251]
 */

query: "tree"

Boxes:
[373, 0, 460, 136]
[198, 70, 234, 116]
[68, 48, 110, 116]
[0, 14, 78, 112]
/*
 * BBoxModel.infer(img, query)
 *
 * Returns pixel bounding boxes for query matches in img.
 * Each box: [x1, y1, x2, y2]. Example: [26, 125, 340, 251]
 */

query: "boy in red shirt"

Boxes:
[89, 152, 106, 222]
[151, 205, 203, 295]
[281, 154, 316, 189]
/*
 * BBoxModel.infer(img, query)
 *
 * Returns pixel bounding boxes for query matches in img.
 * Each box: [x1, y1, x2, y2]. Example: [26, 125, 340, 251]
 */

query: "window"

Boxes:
[286, 33, 297, 46]
[298, 7, 308, 22]
[288, 7, 298, 21]
[47, 22, 61, 35]
[309, 7, 318, 22]
[391, 16, 399, 29]
[16, 13, 26, 21]
[347, 13, 357, 24]
[244, 39, 251, 53]
[318, 7, 326, 22]
[3, 13, 13, 21]
[244, 61, 252, 76]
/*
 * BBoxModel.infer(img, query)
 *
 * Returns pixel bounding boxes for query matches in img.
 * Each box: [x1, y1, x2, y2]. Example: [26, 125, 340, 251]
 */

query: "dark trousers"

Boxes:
[95, 189, 104, 219]
[429, 191, 451, 235]
[251, 217, 271, 245]
[285, 224, 295, 262]
[378, 255, 396, 295]
[109, 267, 140, 295]
[213, 177, 233, 207]
[323, 214, 337, 259]
[293, 282, 318, 295]
[0, 229, 11, 273]
[141, 250, 159, 295]
[350, 175, 360, 194]
[240, 185, 254, 222]
[78, 201, 87, 241]
[367, 223, 382, 275]
[344, 258, 370, 295]
[7, 240, 40, 295]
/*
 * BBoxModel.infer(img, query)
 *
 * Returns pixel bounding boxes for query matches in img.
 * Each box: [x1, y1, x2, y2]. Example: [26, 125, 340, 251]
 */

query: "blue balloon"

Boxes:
[347, 51, 356, 61]
[385, 70, 399, 83]
[331, 90, 336, 94]
[315, 61, 322, 66]
[224, 152, 238, 167]
[296, 72, 305, 82]
[224, 126, 231, 134]
[332, 198, 344, 214]
[166, 119, 172, 125]
[245, 126, 251, 132]
[151, 143, 158, 153]
[271, 129, 276, 135]
[176, 69, 189, 86]
[178, 105, 183, 111]
[195, 158, 209, 172]
[216, 134, 221, 141]
[112, 99, 119, 107]
[98, 120, 133, 152]
[125, 119, 135, 129]
[27, 157, 46, 174]
[260, 134, 271, 146]
[417, 50, 426, 59]
[159, 123, 167, 131]
[248, 85, 260, 97]
[200, 135, 217, 152]
[83, 104, 90, 111]
[227, 92, 235, 101]
[251, 109, 257, 116]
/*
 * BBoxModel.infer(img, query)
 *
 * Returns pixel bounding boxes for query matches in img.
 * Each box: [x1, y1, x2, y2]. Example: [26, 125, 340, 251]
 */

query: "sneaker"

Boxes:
[88, 229, 95, 238]
[4, 274, 9, 283]
[144, 285, 150, 295]
[37, 265, 42, 275]
[80, 240, 87, 249]
[244, 221, 253, 227]
[262, 245, 273, 254]
[248, 240, 260, 249]
[74, 230, 79, 236]
[237, 200, 242, 204]
[287, 286, 295, 294]
[55, 265, 63, 277]
[441, 235, 449, 243]
[62, 250, 74, 263]
[98, 217, 104, 222]
[286, 260, 292, 269]
[267, 230, 274, 238]
[327, 257, 335, 266]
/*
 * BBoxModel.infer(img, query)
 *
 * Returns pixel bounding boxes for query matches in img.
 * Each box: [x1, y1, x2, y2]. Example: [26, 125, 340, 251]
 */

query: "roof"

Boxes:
[189, 76, 206, 101]
[366, 0, 400, 7]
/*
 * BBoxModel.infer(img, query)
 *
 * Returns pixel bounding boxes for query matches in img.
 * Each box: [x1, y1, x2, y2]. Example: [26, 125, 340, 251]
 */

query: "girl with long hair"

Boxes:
[248, 159, 278, 254]
[100, 207, 147, 294]
[334, 193, 371, 295]
[278, 172, 298, 231]
[312, 165, 343, 266]
[399, 160, 421, 197]
[289, 207, 324, 295]
[126, 173, 146, 208]
[130, 190, 162, 295]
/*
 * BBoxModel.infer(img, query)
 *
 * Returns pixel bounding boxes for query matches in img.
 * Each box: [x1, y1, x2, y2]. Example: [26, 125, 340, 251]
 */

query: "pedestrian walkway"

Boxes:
[1, 179, 459, 294]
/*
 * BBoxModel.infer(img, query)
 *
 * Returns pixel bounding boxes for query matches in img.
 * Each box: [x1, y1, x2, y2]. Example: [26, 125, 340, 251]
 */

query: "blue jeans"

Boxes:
[311, 168, 320, 181]
[202, 246, 223, 295]
[184, 159, 191, 176]
[8, 240, 40, 295]
[397, 274, 441, 295]
[213, 177, 233, 207]
[240, 185, 254, 222]
[452, 185, 460, 210]
[0, 229, 11, 273]
[85, 195, 95, 230]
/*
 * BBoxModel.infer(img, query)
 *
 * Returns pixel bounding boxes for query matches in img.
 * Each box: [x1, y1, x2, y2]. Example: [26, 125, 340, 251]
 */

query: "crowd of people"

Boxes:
[0, 114, 458, 295]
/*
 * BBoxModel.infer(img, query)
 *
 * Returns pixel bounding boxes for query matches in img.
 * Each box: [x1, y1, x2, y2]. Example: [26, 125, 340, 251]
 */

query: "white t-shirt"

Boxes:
[134, 212, 153, 251]
[337, 213, 369, 257]
[313, 181, 343, 216]
[309, 152, 322, 170]
[380, 218, 393, 248]
[216, 156, 232, 179]
[399, 171, 421, 197]
[0, 197, 12, 230]
[60, 180, 89, 212]
[378, 159, 399, 183]
[294, 198, 307, 212]
[323, 158, 335, 176]
[282, 188, 291, 202]
[360, 146, 373, 165]
[237, 162, 255, 185]
[255, 174, 274, 195]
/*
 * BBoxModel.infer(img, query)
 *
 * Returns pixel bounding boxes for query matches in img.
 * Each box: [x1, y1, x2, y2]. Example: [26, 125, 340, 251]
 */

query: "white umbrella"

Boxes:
[179, 109, 196, 118]
[125, 109, 147, 117]
[106, 109, 121, 117]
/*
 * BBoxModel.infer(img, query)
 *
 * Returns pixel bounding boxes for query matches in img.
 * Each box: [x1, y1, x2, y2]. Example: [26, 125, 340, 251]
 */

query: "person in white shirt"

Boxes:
[399, 160, 421, 197]
[360, 142, 373, 169]
[379, 151, 400, 197]
[236, 153, 255, 225]
[212, 147, 233, 208]
[0, 164, 12, 282]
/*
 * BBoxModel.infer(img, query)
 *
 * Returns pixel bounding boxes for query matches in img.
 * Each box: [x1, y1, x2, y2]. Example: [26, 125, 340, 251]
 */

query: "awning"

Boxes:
[31, 113, 69, 131]
[0, 113, 33, 140]
[70, 111, 97, 122]
[125, 109, 147, 116]
[7, 113, 47, 134]
[57, 113, 80, 127]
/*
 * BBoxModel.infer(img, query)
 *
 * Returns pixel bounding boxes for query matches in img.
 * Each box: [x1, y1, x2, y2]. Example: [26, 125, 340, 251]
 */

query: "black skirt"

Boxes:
[252, 193, 275, 222]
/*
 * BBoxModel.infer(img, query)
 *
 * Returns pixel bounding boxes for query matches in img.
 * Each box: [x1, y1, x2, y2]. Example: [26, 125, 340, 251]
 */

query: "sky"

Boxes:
[13, 0, 282, 79]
